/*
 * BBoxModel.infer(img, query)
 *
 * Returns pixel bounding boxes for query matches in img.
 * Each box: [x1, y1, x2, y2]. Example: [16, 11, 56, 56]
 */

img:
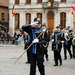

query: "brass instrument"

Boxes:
[61, 26, 72, 41]
[64, 30, 70, 41]
[72, 36, 75, 45]
[72, 30, 75, 45]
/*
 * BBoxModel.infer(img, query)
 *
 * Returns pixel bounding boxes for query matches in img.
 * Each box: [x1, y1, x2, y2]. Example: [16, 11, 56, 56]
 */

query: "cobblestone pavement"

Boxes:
[0, 42, 75, 75]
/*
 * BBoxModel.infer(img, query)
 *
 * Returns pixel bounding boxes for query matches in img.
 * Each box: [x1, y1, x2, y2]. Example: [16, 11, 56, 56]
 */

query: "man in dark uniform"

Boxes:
[72, 30, 75, 58]
[21, 18, 50, 75]
[52, 26, 62, 66]
[42, 24, 50, 61]
[62, 29, 72, 60]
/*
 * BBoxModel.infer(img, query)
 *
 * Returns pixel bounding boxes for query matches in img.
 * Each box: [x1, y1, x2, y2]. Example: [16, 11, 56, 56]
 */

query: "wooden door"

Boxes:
[48, 11, 54, 34]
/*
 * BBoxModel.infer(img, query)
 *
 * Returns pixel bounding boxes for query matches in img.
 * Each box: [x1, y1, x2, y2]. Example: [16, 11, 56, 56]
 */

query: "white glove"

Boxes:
[32, 39, 39, 43]
[42, 29, 46, 32]
[61, 41, 64, 43]
[52, 39, 54, 42]
[31, 22, 38, 26]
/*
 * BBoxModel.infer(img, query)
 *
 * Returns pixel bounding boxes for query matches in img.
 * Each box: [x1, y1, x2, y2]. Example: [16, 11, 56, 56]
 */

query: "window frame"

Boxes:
[61, 0, 66, 3]
[1, 12, 5, 21]
[26, 13, 31, 24]
[37, 13, 42, 23]
[37, 0, 42, 4]
[15, 0, 19, 5]
[15, 13, 20, 30]
[26, 0, 31, 4]
[60, 12, 66, 29]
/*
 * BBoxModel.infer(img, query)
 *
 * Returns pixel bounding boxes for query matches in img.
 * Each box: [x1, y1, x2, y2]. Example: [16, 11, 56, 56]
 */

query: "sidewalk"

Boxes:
[0, 42, 75, 75]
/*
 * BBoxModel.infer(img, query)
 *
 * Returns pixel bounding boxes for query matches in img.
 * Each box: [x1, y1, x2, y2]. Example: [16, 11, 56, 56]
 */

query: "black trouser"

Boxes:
[64, 44, 72, 59]
[44, 49, 48, 60]
[24, 44, 30, 62]
[54, 49, 62, 65]
[72, 45, 75, 58]
[27, 50, 30, 62]
[30, 54, 45, 75]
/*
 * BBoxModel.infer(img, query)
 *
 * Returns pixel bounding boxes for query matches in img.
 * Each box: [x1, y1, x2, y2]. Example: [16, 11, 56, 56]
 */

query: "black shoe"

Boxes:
[70, 56, 72, 59]
[54, 64, 58, 66]
[73, 56, 75, 58]
[60, 63, 62, 66]
[25, 62, 30, 64]
[64, 58, 67, 60]
[46, 58, 49, 61]
[70, 55, 73, 59]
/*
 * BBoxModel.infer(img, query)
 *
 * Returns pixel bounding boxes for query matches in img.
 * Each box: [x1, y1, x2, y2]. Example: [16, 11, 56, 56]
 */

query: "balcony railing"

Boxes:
[42, 1, 59, 9]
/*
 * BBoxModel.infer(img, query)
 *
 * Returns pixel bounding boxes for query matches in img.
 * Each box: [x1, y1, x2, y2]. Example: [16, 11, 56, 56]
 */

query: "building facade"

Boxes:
[9, 0, 74, 34]
[0, 0, 9, 32]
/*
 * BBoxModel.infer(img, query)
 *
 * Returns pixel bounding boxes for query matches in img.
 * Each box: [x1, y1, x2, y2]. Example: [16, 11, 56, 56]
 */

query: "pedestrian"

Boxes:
[52, 26, 62, 66]
[21, 18, 50, 75]
[42, 24, 50, 61]
[16, 35, 22, 45]
[6, 32, 11, 44]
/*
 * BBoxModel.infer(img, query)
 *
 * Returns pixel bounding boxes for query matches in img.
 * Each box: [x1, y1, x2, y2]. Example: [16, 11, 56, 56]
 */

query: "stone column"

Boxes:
[42, 11, 46, 25]
[9, 10, 15, 35]
[31, 10, 36, 23]
[20, 12, 25, 28]
[54, 10, 59, 29]
[73, 14, 75, 30]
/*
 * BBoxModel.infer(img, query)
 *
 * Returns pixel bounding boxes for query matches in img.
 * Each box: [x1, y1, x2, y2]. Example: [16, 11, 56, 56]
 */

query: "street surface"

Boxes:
[0, 42, 75, 75]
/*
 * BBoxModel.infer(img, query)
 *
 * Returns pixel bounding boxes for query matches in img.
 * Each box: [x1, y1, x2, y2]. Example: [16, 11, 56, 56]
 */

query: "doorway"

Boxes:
[48, 11, 54, 34]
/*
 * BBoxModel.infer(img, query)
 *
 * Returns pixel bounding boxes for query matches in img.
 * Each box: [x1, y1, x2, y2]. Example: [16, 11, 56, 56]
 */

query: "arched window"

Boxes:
[26, 13, 31, 24]
[61, 0, 66, 2]
[26, 0, 31, 4]
[37, 13, 42, 23]
[1, 13, 5, 21]
[15, 13, 20, 30]
[15, 0, 19, 5]
[37, 0, 42, 4]
[60, 12, 66, 29]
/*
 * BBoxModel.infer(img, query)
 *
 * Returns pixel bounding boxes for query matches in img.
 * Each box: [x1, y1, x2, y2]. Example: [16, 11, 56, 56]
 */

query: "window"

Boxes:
[26, 13, 31, 24]
[1, 13, 5, 21]
[48, 0, 54, 2]
[60, 12, 66, 29]
[61, 0, 66, 2]
[37, 0, 42, 4]
[26, 0, 31, 4]
[37, 13, 42, 23]
[8, 13, 9, 21]
[15, 13, 20, 30]
[15, 0, 19, 5]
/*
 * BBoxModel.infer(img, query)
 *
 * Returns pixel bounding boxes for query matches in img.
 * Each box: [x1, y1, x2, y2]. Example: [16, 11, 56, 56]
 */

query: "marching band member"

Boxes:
[42, 24, 50, 61]
[21, 18, 50, 75]
[62, 29, 72, 60]
[72, 30, 75, 58]
[52, 26, 62, 66]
